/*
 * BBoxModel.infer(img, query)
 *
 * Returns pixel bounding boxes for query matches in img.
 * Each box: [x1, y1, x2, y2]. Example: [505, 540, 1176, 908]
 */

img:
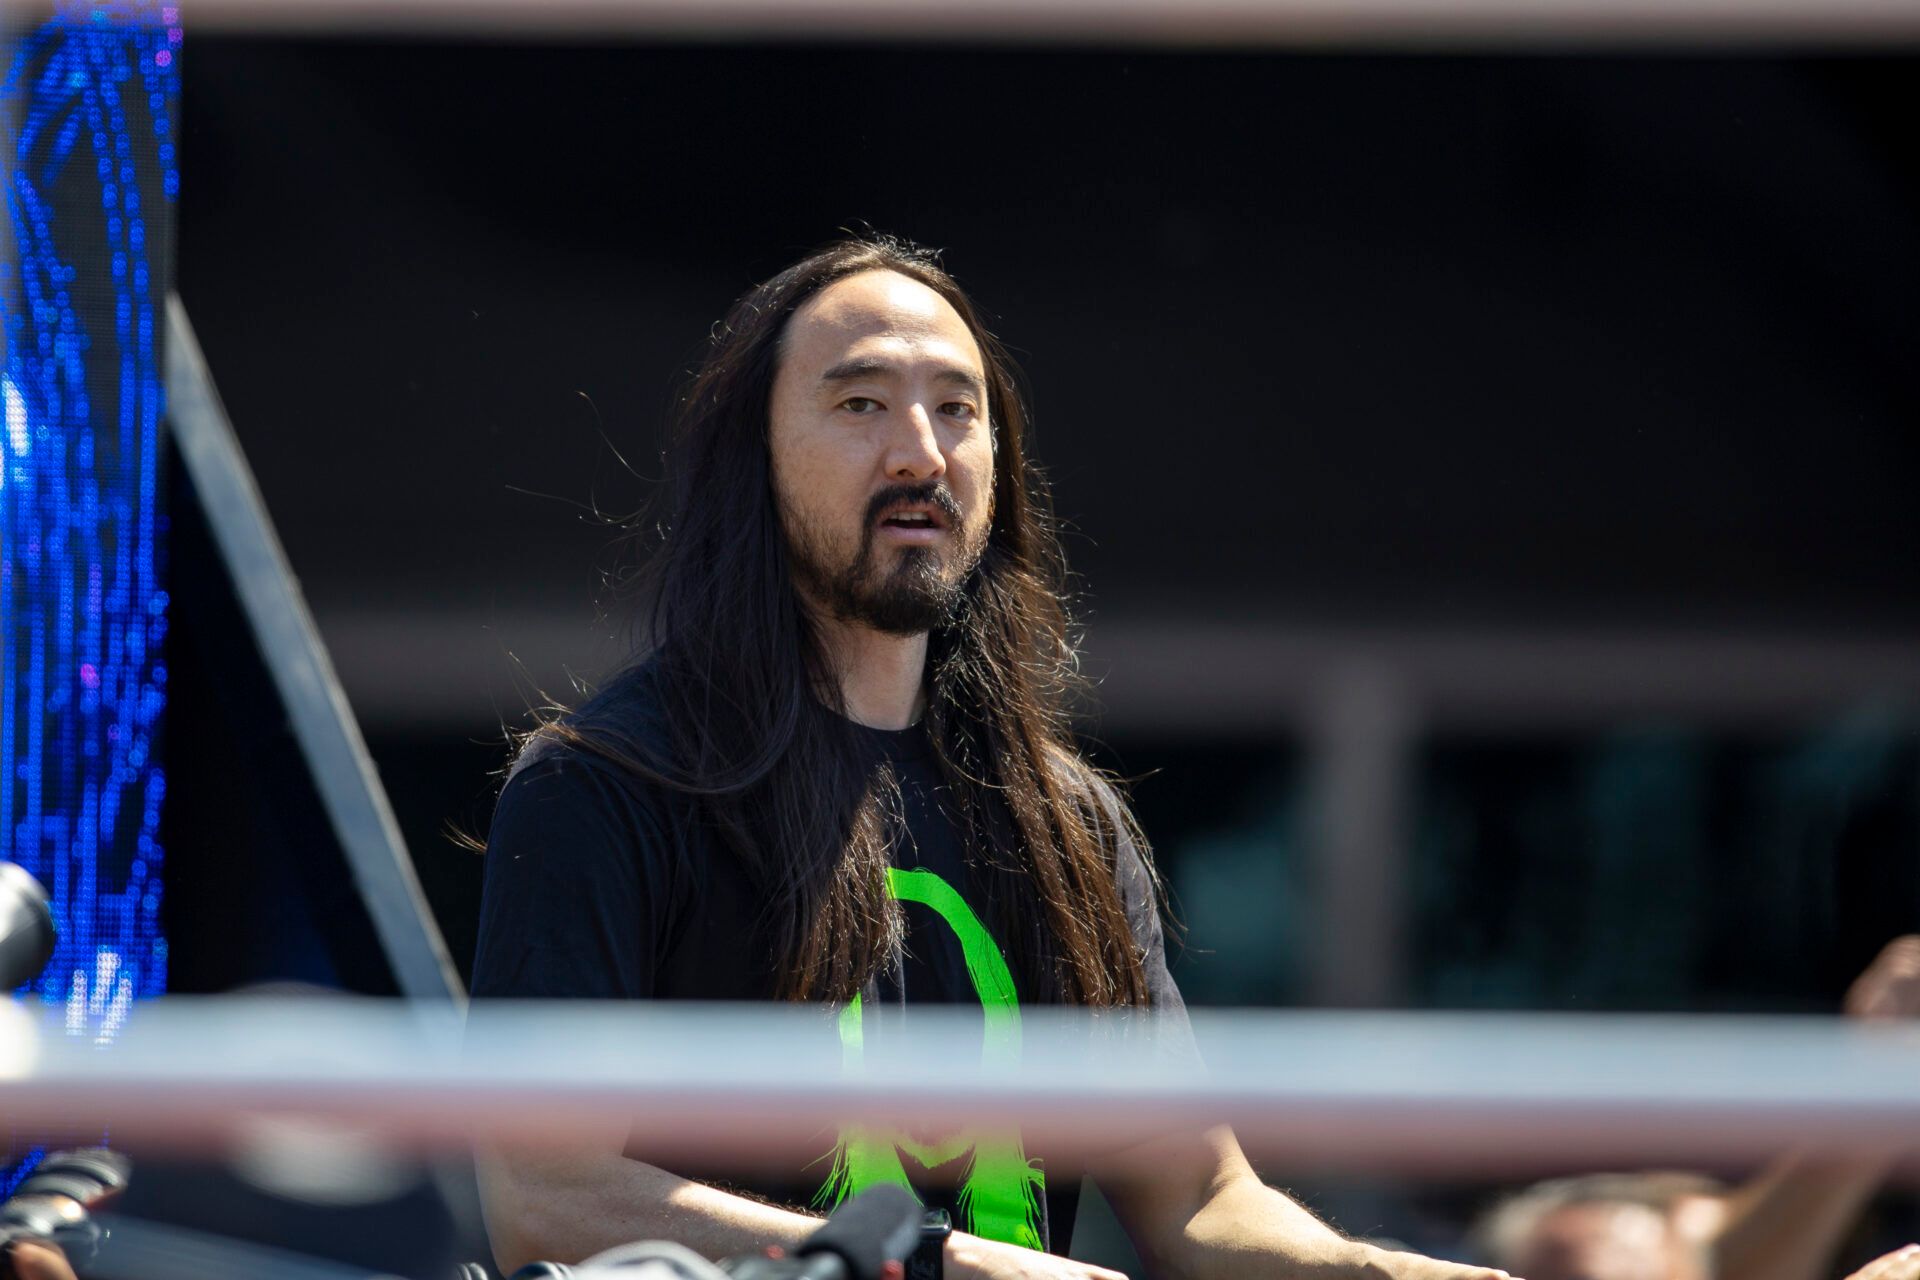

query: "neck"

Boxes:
[813, 614, 929, 731]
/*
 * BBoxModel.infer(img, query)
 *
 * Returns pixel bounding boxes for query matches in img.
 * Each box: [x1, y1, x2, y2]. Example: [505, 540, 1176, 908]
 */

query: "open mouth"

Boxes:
[879, 511, 941, 530]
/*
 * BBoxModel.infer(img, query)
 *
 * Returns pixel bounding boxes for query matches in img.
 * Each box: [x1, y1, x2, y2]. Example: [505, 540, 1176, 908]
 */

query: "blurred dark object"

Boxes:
[0, 1133, 459, 1280]
[104, 988, 466, 1277]
[0, 1148, 130, 1278]
[111, 1145, 459, 1280]
[0, 1142, 457, 1279]
[0, 864, 55, 993]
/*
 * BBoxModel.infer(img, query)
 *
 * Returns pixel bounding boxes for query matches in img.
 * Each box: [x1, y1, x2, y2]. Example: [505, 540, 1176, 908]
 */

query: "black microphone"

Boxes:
[787, 1184, 924, 1280]
[0, 862, 55, 991]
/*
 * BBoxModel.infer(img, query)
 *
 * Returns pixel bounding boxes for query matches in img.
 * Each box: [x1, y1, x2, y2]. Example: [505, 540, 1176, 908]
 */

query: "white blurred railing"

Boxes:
[3, 999, 1917, 1177]
[95, 0, 1920, 45]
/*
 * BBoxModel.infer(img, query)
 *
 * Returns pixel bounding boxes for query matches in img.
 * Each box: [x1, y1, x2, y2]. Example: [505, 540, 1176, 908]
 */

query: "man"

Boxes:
[1472, 936, 1920, 1280]
[471, 236, 1508, 1280]
[1472, 1173, 1714, 1280]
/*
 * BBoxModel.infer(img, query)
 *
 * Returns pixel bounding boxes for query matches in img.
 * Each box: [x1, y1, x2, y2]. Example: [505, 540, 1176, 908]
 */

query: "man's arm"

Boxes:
[479, 1137, 1132, 1280]
[3, 1241, 81, 1280]
[1704, 1152, 1894, 1280]
[1844, 1245, 1920, 1280]
[476, 1136, 823, 1274]
[1701, 936, 1920, 1280]
[1095, 1125, 1510, 1280]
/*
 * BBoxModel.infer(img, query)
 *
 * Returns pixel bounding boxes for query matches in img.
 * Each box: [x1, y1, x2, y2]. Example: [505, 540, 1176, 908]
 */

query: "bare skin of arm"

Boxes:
[477, 1138, 824, 1275]
[1705, 937, 1920, 1280]
[4, 1241, 81, 1280]
[478, 1139, 1129, 1280]
[1846, 1245, 1920, 1280]
[1096, 1125, 1513, 1280]
[1707, 1152, 1896, 1280]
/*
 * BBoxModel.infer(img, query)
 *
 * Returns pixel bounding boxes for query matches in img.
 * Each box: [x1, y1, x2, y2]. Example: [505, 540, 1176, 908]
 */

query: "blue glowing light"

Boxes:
[1, 1, 178, 1193]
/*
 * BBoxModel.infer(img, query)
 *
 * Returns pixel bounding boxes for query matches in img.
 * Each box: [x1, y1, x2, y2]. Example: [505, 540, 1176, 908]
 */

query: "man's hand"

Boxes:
[947, 1233, 1132, 1280]
[1845, 937, 1920, 1020]
[1847, 1245, 1920, 1280]
[3, 1240, 81, 1280]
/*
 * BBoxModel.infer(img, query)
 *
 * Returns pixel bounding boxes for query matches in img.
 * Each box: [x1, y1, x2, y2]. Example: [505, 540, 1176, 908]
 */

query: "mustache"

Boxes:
[864, 481, 964, 527]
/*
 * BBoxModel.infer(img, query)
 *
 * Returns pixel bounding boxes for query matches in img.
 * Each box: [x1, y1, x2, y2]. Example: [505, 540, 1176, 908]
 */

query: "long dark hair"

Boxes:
[525, 235, 1154, 1007]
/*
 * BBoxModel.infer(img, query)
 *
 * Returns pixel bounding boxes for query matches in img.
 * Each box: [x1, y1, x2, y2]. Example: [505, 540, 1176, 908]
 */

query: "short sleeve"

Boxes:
[469, 752, 678, 1001]
[1112, 829, 1187, 1021]
[1086, 770, 1203, 1073]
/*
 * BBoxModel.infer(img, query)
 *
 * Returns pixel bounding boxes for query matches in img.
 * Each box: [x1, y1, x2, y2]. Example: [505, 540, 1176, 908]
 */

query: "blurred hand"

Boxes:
[1846, 1245, 1920, 1280]
[1845, 937, 1920, 1020]
[4, 1240, 81, 1280]
[947, 1233, 1132, 1280]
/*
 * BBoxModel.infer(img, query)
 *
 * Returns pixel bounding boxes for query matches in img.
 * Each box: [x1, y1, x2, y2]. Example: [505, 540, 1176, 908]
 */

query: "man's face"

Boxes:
[769, 269, 995, 636]
[1511, 1203, 1704, 1280]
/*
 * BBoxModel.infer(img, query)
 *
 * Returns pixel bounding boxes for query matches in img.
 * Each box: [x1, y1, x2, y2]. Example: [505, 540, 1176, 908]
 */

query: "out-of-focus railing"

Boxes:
[88, 0, 1920, 46]
[3, 998, 1917, 1177]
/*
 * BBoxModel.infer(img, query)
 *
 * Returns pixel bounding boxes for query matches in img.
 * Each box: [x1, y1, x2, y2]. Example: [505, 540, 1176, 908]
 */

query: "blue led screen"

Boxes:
[1, 1, 178, 1190]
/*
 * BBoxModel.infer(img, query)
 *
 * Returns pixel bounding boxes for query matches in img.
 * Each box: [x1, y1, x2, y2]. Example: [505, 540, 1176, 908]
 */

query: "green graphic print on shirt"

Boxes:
[813, 866, 1046, 1250]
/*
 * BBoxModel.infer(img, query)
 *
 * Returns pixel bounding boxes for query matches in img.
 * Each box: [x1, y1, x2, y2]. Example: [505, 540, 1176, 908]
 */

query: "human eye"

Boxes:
[841, 396, 882, 414]
[940, 400, 978, 422]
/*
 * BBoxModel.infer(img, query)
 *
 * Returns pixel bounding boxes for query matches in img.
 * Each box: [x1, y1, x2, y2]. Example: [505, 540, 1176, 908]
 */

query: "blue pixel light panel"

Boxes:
[1, 0, 178, 1096]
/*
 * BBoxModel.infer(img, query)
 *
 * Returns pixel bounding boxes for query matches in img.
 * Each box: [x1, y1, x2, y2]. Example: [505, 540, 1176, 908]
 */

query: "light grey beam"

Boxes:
[3, 999, 1919, 1178]
[318, 609, 1920, 738]
[101, 0, 1920, 48]
[164, 296, 465, 1006]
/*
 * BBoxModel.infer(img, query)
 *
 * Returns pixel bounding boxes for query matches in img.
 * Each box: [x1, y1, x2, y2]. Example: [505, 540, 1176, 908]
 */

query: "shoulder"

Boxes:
[1042, 742, 1186, 1011]
[1040, 739, 1105, 807]
[1040, 743, 1133, 848]
[488, 660, 694, 876]
[1040, 742, 1157, 903]
[508, 659, 676, 784]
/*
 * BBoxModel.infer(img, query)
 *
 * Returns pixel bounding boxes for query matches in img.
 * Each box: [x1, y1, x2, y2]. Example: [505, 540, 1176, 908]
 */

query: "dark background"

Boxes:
[173, 38, 1920, 1011]
[179, 44, 1920, 631]
[164, 35, 1920, 1266]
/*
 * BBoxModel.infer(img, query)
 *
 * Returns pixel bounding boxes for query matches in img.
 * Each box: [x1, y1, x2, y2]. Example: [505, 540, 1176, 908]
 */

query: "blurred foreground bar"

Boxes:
[3, 999, 1918, 1176]
[118, 0, 1920, 47]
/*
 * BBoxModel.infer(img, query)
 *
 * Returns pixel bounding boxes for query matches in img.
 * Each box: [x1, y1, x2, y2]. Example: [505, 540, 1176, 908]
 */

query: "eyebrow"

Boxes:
[819, 358, 986, 397]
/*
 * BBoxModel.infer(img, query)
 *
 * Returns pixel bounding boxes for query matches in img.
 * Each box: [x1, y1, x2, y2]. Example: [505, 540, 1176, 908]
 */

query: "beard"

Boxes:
[785, 482, 983, 637]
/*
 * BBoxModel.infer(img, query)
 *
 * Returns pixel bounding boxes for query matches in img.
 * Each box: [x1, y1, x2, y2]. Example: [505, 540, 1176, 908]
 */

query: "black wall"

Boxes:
[178, 42, 1920, 635]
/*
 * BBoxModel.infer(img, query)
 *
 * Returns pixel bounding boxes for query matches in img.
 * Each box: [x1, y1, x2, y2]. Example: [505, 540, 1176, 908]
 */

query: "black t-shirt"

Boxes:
[470, 665, 1189, 1257]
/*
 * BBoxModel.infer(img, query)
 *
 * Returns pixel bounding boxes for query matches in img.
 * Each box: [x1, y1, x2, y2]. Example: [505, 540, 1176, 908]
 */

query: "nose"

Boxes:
[883, 400, 946, 483]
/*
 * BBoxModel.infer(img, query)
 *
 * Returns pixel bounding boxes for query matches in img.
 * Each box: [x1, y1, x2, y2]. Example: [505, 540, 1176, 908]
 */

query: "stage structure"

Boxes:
[3, 0, 462, 1201]
[1, 1, 179, 1193]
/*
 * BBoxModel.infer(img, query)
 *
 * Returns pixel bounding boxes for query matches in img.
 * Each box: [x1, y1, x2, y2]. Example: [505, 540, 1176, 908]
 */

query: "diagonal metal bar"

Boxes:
[163, 295, 464, 1007]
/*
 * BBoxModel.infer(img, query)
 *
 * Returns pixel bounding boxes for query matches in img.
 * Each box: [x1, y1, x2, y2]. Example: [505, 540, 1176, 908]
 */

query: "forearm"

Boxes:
[1103, 1128, 1497, 1280]
[477, 1145, 823, 1275]
[1167, 1173, 1365, 1280]
[1101, 1128, 1365, 1280]
[1711, 1150, 1896, 1280]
